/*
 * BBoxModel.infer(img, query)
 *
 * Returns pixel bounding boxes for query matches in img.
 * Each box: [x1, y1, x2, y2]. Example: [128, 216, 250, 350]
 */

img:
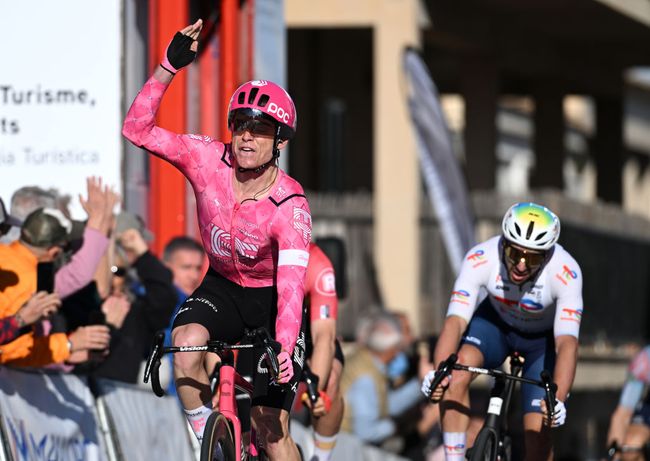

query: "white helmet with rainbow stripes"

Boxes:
[501, 202, 560, 251]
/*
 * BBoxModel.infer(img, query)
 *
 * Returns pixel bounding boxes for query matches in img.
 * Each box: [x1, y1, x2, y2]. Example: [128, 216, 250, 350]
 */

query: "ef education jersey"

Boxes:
[122, 76, 311, 353]
[304, 243, 338, 322]
[446, 236, 583, 338]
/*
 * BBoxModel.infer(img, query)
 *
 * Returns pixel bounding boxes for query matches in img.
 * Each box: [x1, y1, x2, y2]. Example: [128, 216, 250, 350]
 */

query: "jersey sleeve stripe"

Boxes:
[278, 249, 310, 267]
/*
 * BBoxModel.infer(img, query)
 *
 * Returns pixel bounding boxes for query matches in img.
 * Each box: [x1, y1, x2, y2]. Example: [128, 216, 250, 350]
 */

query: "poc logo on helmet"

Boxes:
[268, 102, 290, 124]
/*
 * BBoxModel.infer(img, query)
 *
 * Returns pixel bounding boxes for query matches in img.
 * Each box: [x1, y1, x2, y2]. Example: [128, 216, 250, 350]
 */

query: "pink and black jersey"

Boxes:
[122, 76, 311, 352]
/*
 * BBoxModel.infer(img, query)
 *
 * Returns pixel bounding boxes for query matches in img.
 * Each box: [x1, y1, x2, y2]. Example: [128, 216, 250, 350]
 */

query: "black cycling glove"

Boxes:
[161, 32, 197, 74]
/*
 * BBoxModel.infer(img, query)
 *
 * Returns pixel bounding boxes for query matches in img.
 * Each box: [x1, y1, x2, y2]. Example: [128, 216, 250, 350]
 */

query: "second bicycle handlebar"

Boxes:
[428, 353, 559, 425]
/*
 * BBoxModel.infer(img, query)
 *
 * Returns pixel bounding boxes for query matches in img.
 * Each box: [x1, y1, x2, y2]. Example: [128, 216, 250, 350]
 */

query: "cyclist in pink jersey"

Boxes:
[299, 242, 345, 461]
[122, 20, 311, 460]
[421, 203, 583, 461]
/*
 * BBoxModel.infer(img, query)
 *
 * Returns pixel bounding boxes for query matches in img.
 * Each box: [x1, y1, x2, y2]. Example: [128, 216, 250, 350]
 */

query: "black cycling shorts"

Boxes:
[172, 267, 306, 412]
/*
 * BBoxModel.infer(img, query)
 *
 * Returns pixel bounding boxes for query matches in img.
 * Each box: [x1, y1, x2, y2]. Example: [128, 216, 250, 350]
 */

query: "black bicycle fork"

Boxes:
[468, 355, 523, 460]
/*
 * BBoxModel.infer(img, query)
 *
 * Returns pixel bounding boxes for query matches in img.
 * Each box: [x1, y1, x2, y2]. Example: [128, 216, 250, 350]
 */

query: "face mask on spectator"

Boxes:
[386, 351, 410, 379]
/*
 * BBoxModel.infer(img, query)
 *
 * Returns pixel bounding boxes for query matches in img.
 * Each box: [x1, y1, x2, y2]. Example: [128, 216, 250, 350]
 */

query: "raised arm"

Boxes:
[55, 177, 115, 298]
[121, 19, 218, 174]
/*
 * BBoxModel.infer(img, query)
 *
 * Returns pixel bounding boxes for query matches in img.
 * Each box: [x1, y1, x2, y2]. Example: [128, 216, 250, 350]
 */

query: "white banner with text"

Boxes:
[0, 0, 123, 218]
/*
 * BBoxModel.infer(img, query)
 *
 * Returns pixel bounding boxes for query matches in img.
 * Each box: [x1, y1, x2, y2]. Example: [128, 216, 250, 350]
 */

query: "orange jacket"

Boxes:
[0, 242, 69, 366]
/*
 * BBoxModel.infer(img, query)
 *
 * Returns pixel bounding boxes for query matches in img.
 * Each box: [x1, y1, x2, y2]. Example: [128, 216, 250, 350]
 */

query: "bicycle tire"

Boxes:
[200, 412, 236, 461]
[468, 428, 498, 461]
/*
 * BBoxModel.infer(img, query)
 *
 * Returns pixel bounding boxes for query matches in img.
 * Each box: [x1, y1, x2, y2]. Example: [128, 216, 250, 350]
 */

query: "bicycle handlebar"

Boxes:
[143, 327, 283, 397]
[429, 353, 558, 425]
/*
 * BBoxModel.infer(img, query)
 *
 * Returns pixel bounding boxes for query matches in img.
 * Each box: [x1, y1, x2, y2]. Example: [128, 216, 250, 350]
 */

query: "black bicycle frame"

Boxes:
[481, 354, 524, 457]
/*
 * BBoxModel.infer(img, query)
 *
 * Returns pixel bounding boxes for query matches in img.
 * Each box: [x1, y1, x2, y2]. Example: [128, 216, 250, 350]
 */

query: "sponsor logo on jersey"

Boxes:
[293, 206, 312, 244]
[519, 298, 544, 312]
[185, 297, 219, 313]
[450, 289, 471, 305]
[187, 133, 213, 143]
[466, 249, 487, 268]
[495, 295, 544, 314]
[319, 305, 331, 319]
[494, 274, 510, 291]
[463, 336, 481, 346]
[559, 307, 582, 323]
[493, 295, 518, 308]
[175, 306, 192, 316]
[315, 268, 336, 296]
[238, 226, 260, 241]
[555, 265, 578, 285]
[210, 225, 259, 260]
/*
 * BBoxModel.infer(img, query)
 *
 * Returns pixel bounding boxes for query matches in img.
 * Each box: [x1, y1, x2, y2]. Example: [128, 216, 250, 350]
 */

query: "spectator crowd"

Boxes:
[0, 178, 449, 460]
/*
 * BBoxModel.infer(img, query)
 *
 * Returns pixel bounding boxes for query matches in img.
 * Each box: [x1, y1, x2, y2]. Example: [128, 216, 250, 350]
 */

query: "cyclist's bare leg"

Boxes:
[523, 412, 553, 461]
[252, 406, 301, 461]
[621, 423, 650, 461]
[313, 359, 344, 436]
[172, 323, 213, 409]
[440, 344, 483, 432]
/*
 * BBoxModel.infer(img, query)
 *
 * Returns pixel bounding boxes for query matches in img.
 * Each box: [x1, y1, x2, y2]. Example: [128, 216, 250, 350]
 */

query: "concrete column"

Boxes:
[374, 1, 420, 330]
[461, 56, 498, 190]
[594, 94, 623, 203]
[285, 0, 422, 333]
[531, 82, 565, 189]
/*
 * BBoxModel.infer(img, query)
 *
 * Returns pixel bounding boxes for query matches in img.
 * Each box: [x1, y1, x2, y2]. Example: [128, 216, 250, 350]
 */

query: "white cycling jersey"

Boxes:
[446, 236, 583, 338]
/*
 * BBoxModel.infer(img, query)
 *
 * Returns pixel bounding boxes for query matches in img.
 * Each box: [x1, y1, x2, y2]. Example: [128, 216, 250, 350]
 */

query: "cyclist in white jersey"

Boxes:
[607, 345, 650, 459]
[421, 202, 584, 461]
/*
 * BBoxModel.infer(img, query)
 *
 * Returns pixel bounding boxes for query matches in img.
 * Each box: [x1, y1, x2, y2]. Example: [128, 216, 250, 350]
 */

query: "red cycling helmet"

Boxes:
[227, 80, 297, 139]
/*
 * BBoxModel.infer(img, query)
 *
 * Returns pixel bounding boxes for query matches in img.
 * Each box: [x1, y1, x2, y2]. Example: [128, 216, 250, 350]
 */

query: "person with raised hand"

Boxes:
[123, 19, 311, 460]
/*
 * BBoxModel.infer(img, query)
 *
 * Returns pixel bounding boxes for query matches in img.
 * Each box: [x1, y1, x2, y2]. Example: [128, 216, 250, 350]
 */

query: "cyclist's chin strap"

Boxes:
[237, 126, 282, 174]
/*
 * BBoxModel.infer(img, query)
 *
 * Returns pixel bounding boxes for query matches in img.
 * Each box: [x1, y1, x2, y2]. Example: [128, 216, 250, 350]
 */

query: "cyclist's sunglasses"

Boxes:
[231, 113, 277, 137]
[503, 242, 547, 269]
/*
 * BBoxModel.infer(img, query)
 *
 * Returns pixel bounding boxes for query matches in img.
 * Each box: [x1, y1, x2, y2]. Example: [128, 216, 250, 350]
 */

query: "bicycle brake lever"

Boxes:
[302, 362, 320, 404]
[539, 370, 556, 426]
[144, 331, 166, 397]
[264, 343, 281, 381]
[428, 353, 458, 401]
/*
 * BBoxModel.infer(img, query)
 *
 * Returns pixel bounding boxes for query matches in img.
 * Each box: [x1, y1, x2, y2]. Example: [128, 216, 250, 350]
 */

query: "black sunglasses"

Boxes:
[231, 114, 277, 137]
